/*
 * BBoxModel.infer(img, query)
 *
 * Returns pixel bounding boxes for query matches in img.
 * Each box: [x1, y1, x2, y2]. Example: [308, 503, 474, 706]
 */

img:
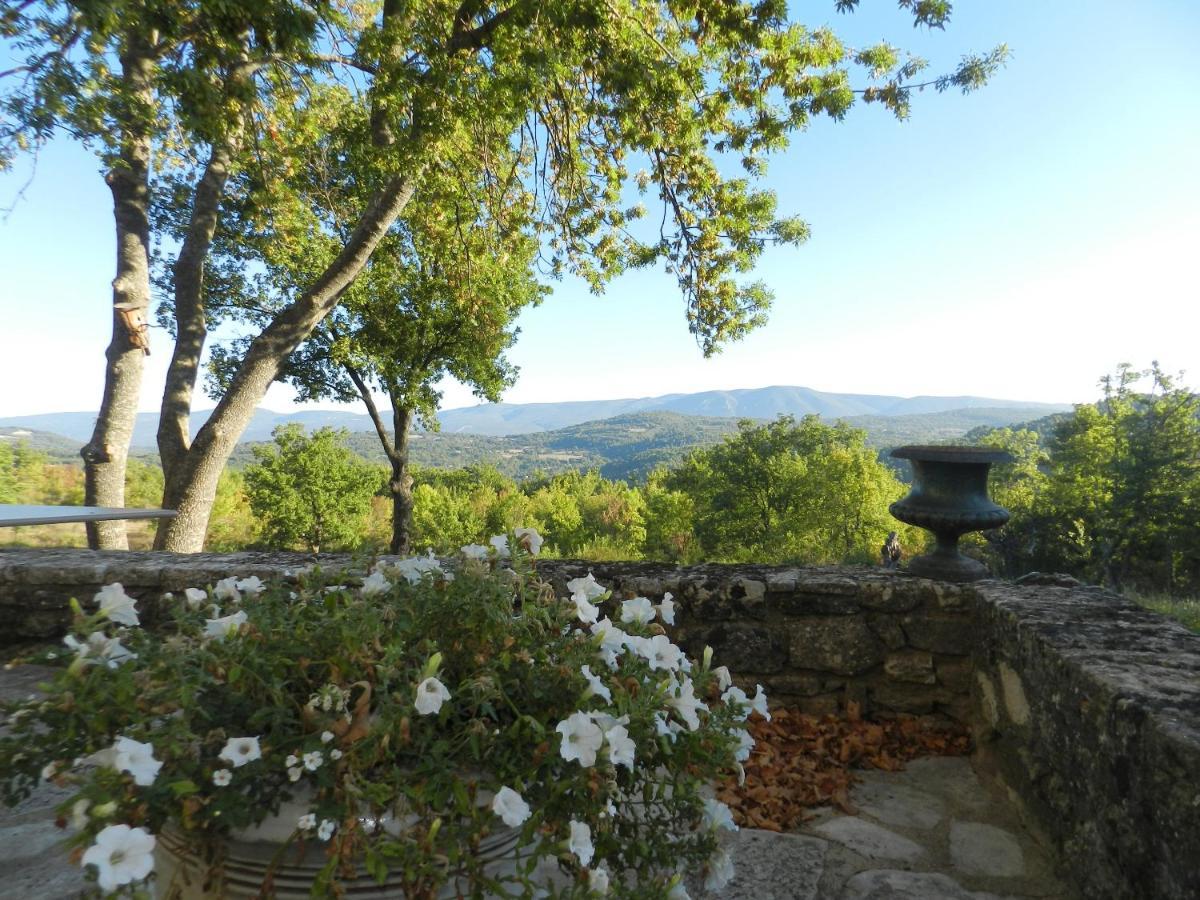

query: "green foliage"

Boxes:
[203, 469, 260, 552]
[970, 365, 1200, 594]
[243, 426, 381, 553]
[2, 552, 751, 896]
[664, 416, 911, 564]
[0, 441, 16, 503]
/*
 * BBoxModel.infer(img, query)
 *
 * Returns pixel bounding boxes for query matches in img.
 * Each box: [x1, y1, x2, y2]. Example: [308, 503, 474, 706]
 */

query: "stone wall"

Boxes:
[0, 551, 977, 721]
[1, 549, 1197, 897]
[968, 578, 1200, 900]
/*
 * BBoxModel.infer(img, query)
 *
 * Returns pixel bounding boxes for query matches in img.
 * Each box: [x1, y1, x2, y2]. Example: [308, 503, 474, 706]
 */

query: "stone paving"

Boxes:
[1, 664, 1070, 899]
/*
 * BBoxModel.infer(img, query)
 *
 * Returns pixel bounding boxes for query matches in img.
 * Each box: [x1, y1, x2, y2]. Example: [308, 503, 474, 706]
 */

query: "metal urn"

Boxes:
[888, 445, 1014, 582]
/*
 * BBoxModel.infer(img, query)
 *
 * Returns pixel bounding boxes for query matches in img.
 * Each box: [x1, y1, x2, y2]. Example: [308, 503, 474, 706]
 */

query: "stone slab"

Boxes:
[841, 869, 1004, 900]
[694, 830, 828, 899]
[811, 817, 925, 863]
[851, 778, 947, 831]
[949, 821, 1026, 878]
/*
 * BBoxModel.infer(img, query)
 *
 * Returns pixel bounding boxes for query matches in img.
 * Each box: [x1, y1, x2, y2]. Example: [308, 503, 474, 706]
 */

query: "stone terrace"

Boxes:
[2, 551, 1198, 898]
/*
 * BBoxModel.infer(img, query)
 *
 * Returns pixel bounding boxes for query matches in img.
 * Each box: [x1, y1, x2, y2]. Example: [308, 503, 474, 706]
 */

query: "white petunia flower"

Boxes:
[285, 754, 299, 768]
[619, 596, 655, 625]
[183, 587, 208, 609]
[320, 730, 335, 744]
[41, 761, 58, 781]
[360, 570, 391, 597]
[732, 728, 755, 762]
[667, 880, 691, 899]
[568, 819, 594, 867]
[750, 684, 770, 720]
[317, 819, 336, 841]
[235, 576, 264, 596]
[489, 534, 509, 554]
[112, 736, 162, 786]
[213, 577, 242, 603]
[414, 677, 451, 715]
[303, 750, 323, 771]
[219, 736, 262, 768]
[491, 786, 532, 827]
[588, 866, 610, 894]
[704, 847, 735, 892]
[212, 769, 232, 787]
[712, 666, 732, 691]
[654, 713, 677, 742]
[461, 543, 490, 560]
[580, 665, 612, 703]
[297, 813, 316, 831]
[642, 634, 683, 672]
[95, 583, 140, 627]
[556, 711, 604, 767]
[722, 685, 751, 720]
[330, 748, 343, 760]
[702, 798, 738, 832]
[515, 527, 544, 555]
[204, 610, 247, 640]
[668, 678, 708, 732]
[69, 799, 91, 831]
[572, 591, 601, 625]
[287, 766, 303, 782]
[656, 592, 676, 625]
[604, 725, 636, 770]
[81, 824, 156, 893]
[64, 632, 137, 669]
[391, 554, 445, 585]
[566, 572, 606, 601]
[589, 618, 628, 669]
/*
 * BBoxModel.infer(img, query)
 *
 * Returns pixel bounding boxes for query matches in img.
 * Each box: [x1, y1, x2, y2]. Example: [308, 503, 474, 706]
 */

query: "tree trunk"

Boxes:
[81, 43, 155, 550]
[158, 142, 236, 489]
[154, 168, 424, 551]
[389, 405, 415, 555]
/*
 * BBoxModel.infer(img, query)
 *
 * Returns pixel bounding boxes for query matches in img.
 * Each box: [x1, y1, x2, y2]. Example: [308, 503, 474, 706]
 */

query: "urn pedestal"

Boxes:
[888, 445, 1013, 582]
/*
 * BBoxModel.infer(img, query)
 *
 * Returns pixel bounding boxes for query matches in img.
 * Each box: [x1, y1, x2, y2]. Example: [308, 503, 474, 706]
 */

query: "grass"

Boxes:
[1131, 591, 1200, 633]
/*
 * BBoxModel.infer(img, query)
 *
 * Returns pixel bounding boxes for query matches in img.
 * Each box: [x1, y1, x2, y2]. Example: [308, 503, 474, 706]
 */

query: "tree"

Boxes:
[1, 1, 333, 548]
[196, 86, 546, 553]
[966, 427, 1050, 577]
[664, 416, 909, 564]
[1042, 364, 1200, 592]
[242, 425, 380, 553]
[5, 2, 1005, 552]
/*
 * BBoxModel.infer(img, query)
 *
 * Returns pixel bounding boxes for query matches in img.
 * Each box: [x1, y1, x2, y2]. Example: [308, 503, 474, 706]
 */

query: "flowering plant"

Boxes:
[0, 532, 766, 898]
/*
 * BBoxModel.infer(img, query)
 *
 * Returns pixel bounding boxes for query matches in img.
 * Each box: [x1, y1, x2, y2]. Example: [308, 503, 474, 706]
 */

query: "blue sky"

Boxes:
[2, 0, 1198, 417]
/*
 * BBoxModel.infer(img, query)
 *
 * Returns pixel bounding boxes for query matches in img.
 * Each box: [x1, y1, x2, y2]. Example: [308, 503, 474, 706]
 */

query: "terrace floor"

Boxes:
[1, 663, 1069, 900]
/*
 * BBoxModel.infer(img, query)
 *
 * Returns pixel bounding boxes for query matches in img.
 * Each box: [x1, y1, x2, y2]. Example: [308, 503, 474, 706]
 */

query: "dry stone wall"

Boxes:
[1, 549, 1197, 897]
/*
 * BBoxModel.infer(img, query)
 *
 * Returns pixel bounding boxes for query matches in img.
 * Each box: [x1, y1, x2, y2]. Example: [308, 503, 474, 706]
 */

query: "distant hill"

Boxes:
[435, 385, 1069, 435]
[0, 426, 82, 461]
[0, 385, 1070, 446]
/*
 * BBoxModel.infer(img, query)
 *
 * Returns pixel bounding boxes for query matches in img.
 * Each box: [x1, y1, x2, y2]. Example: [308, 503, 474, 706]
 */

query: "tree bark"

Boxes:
[154, 168, 424, 551]
[157, 141, 236, 489]
[81, 40, 155, 550]
[388, 404, 415, 555]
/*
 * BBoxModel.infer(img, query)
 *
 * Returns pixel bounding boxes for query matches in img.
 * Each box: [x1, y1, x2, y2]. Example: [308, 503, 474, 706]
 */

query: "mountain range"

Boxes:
[0, 385, 1070, 446]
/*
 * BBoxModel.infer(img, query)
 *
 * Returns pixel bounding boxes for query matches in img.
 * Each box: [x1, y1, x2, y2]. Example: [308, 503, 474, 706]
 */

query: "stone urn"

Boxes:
[888, 445, 1013, 582]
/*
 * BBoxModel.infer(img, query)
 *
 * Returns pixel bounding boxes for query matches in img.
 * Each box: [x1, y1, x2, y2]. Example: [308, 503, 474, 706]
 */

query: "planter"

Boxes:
[154, 797, 530, 899]
[888, 445, 1013, 582]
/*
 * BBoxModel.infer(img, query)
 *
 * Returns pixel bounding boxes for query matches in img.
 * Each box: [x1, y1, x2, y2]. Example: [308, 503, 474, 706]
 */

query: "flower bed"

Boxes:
[1, 535, 768, 898]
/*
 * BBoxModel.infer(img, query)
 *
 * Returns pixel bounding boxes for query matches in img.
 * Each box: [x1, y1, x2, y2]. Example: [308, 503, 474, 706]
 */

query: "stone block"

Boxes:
[934, 656, 973, 692]
[787, 616, 883, 676]
[857, 582, 923, 613]
[884, 650, 936, 684]
[703, 624, 787, 674]
[997, 661, 1030, 727]
[900, 613, 977, 654]
[866, 614, 907, 650]
[810, 817, 925, 862]
[870, 682, 943, 715]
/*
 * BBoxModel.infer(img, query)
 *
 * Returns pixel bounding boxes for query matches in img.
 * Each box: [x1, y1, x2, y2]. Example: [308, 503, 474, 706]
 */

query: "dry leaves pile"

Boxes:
[717, 701, 971, 832]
